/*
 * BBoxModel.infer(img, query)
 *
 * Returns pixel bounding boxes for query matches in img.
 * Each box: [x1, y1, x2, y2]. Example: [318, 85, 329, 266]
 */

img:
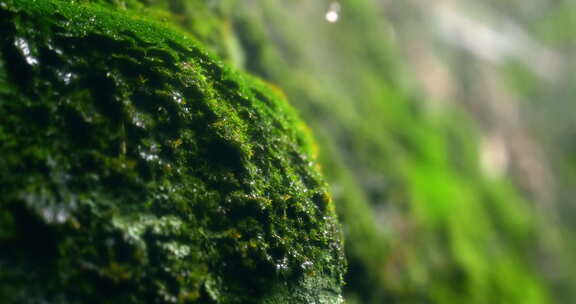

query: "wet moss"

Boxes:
[131, 1, 553, 304]
[0, 0, 345, 303]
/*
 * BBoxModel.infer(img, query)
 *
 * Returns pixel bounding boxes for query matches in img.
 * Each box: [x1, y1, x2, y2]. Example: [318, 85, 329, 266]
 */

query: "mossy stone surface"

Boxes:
[0, 0, 345, 303]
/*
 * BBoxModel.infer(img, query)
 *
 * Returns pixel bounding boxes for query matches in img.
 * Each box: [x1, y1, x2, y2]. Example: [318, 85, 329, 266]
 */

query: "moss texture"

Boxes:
[124, 1, 555, 303]
[0, 0, 345, 303]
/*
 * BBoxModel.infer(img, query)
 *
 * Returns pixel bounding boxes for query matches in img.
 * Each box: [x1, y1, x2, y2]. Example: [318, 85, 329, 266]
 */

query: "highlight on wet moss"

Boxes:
[0, 0, 345, 303]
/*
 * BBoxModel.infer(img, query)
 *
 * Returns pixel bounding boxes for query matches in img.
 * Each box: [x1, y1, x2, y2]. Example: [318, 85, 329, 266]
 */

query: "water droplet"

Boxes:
[132, 112, 147, 128]
[300, 260, 314, 270]
[162, 242, 191, 258]
[40, 204, 71, 224]
[325, 2, 341, 23]
[139, 143, 160, 163]
[172, 91, 184, 104]
[275, 256, 289, 273]
[14, 37, 38, 65]
[56, 70, 74, 85]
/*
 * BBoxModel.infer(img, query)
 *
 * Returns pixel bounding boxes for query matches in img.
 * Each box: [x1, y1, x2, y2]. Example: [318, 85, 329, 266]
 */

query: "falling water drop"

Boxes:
[325, 2, 341, 23]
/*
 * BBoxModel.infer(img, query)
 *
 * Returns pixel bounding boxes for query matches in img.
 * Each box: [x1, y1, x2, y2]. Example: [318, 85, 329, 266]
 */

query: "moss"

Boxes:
[0, 0, 345, 303]
[134, 1, 554, 303]
[224, 3, 551, 303]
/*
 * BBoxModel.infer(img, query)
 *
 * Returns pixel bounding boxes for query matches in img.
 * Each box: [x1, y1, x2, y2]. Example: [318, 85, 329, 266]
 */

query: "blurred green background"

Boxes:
[103, 0, 576, 303]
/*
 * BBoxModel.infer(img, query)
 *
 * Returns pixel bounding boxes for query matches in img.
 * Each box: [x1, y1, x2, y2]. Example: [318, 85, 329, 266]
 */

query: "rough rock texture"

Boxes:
[0, 0, 345, 303]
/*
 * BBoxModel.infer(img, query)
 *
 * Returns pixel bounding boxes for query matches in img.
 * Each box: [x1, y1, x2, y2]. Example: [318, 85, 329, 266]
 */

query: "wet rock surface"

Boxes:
[0, 0, 345, 303]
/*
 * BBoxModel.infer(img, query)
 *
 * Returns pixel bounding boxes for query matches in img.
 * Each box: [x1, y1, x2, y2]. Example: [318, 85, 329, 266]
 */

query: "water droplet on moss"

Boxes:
[275, 256, 289, 273]
[40, 204, 72, 224]
[132, 112, 147, 128]
[301, 260, 314, 270]
[162, 242, 191, 258]
[138, 143, 162, 166]
[172, 91, 184, 104]
[56, 70, 74, 85]
[14, 37, 38, 65]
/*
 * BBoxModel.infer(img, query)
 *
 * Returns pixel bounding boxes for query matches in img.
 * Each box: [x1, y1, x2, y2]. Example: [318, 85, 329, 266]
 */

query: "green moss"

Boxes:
[138, 1, 554, 303]
[0, 0, 344, 303]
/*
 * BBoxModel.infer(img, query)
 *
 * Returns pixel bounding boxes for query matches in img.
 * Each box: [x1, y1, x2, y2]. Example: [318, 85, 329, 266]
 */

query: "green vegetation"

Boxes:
[1, 0, 569, 303]
[117, 1, 556, 303]
[0, 0, 344, 303]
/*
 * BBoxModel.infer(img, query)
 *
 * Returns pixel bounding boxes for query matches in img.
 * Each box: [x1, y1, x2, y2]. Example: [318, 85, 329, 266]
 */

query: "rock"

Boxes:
[0, 0, 345, 303]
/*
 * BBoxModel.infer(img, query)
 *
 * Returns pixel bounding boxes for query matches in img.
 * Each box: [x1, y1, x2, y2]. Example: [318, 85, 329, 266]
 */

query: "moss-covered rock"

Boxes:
[0, 0, 345, 303]
[138, 1, 553, 304]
